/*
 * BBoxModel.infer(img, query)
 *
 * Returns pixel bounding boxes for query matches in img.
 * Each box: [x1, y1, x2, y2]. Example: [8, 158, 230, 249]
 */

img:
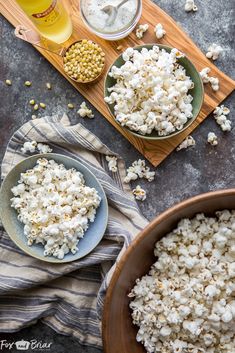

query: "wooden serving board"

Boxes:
[1, 0, 235, 167]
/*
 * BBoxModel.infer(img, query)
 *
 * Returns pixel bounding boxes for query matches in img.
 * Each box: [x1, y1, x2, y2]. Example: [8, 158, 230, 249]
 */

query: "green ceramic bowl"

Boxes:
[0, 153, 108, 263]
[104, 44, 204, 140]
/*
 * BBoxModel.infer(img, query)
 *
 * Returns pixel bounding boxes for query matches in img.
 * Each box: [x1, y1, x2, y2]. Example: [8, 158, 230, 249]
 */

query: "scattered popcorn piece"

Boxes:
[105, 155, 118, 173]
[206, 43, 223, 61]
[31, 115, 37, 120]
[136, 24, 149, 39]
[24, 81, 31, 87]
[210, 77, 220, 91]
[213, 105, 232, 132]
[105, 46, 194, 136]
[132, 185, 146, 201]
[185, 0, 198, 12]
[200, 67, 220, 91]
[67, 103, 74, 109]
[39, 102, 46, 109]
[129, 211, 235, 353]
[200, 67, 211, 83]
[207, 132, 218, 146]
[176, 135, 195, 151]
[11, 158, 101, 259]
[46, 82, 52, 90]
[220, 121, 232, 132]
[154, 23, 166, 39]
[124, 159, 155, 183]
[77, 102, 94, 118]
[5, 79, 12, 86]
[21, 141, 53, 154]
[21, 141, 37, 154]
[37, 143, 52, 154]
[214, 105, 230, 117]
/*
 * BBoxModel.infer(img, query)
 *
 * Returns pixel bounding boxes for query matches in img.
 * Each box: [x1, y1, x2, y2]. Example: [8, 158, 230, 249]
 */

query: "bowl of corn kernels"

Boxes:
[63, 39, 106, 83]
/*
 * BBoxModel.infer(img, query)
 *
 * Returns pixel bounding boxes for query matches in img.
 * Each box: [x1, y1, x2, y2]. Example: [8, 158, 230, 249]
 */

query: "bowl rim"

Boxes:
[102, 188, 235, 351]
[104, 43, 204, 140]
[79, 0, 143, 37]
[0, 153, 109, 263]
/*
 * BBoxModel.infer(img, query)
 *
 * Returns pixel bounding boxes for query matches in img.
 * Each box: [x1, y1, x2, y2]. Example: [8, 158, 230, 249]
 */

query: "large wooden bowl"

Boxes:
[102, 189, 235, 353]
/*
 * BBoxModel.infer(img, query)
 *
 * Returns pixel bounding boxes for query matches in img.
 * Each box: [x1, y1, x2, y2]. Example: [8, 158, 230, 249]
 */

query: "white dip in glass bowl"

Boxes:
[80, 0, 142, 40]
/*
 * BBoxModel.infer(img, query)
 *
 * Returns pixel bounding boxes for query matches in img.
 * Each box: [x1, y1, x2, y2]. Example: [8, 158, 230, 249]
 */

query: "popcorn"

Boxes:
[176, 135, 195, 151]
[154, 23, 166, 39]
[132, 185, 146, 201]
[37, 143, 52, 154]
[135, 24, 149, 39]
[200, 67, 220, 91]
[213, 105, 232, 132]
[129, 211, 235, 353]
[214, 105, 230, 117]
[200, 67, 211, 83]
[105, 46, 194, 136]
[210, 76, 220, 91]
[77, 102, 94, 118]
[122, 47, 135, 62]
[21, 141, 37, 154]
[105, 155, 117, 173]
[11, 159, 101, 259]
[206, 43, 223, 61]
[124, 159, 155, 183]
[207, 132, 218, 146]
[185, 0, 198, 12]
[21, 141, 53, 155]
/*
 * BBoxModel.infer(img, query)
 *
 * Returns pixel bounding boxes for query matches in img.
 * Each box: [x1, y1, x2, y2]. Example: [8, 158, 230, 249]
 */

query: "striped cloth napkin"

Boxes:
[0, 114, 148, 348]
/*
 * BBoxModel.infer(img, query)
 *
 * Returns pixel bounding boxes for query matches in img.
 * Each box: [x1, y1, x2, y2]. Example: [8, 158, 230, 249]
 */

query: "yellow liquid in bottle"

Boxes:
[16, 0, 73, 43]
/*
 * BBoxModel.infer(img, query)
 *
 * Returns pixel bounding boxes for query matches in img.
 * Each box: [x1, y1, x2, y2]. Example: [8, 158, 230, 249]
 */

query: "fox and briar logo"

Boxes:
[0, 339, 52, 351]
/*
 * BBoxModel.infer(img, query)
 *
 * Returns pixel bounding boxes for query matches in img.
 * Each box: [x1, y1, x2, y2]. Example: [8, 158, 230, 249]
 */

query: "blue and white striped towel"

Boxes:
[0, 114, 148, 348]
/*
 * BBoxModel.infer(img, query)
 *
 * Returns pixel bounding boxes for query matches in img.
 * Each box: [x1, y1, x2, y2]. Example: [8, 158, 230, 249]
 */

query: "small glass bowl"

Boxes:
[80, 0, 142, 41]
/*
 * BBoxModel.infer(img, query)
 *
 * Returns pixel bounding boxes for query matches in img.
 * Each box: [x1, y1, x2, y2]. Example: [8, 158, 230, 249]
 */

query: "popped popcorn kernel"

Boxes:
[105, 155, 118, 173]
[37, 143, 52, 154]
[185, 0, 198, 12]
[207, 132, 218, 146]
[136, 24, 149, 39]
[154, 23, 166, 39]
[200, 67, 220, 92]
[132, 185, 146, 201]
[77, 102, 94, 118]
[124, 159, 155, 183]
[206, 43, 223, 61]
[213, 105, 232, 132]
[176, 135, 195, 151]
[21, 141, 37, 154]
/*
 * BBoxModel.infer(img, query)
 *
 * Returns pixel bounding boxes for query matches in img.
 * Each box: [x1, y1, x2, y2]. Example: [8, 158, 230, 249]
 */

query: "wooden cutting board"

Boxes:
[1, 0, 235, 167]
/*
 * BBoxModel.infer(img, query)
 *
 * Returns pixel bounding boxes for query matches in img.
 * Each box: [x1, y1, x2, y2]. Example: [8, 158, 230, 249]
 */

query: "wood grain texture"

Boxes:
[102, 189, 235, 353]
[1, 0, 234, 166]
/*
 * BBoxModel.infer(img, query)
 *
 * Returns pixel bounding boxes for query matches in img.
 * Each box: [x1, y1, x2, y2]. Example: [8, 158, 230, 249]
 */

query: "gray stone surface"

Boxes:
[0, 0, 234, 352]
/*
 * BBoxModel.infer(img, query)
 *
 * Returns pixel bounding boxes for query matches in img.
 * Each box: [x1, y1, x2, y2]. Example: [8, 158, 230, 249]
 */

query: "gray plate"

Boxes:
[0, 153, 108, 263]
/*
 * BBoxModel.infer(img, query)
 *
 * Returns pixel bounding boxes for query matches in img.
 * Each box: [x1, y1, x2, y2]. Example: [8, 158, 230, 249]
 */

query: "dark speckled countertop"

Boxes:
[0, 0, 234, 352]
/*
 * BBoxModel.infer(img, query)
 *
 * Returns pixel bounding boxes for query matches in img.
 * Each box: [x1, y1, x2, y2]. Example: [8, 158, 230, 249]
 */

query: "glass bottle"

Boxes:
[16, 0, 73, 43]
